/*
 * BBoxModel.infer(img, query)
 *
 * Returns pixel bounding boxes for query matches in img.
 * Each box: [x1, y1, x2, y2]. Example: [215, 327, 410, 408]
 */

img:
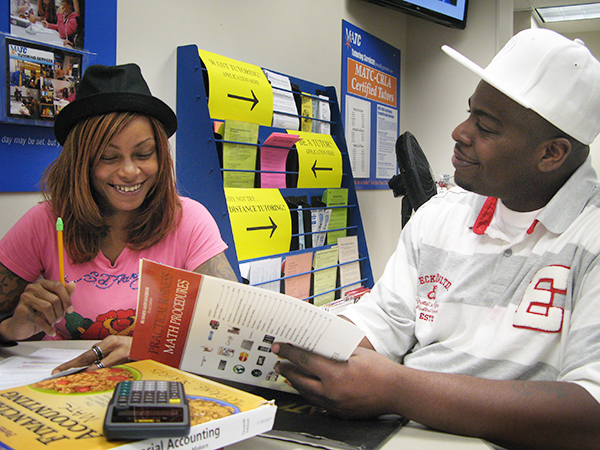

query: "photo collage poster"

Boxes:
[6, 38, 82, 121]
[7, 0, 85, 122]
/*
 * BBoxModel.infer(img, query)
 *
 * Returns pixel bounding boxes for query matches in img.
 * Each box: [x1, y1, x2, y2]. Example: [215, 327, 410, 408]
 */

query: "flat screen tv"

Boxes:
[363, 0, 468, 29]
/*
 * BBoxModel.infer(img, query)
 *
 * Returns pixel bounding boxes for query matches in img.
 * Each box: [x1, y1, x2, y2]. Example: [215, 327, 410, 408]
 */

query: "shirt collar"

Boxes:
[470, 157, 599, 236]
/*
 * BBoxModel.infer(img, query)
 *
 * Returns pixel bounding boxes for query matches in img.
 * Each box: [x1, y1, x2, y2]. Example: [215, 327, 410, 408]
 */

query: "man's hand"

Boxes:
[272, 342, 402, 419]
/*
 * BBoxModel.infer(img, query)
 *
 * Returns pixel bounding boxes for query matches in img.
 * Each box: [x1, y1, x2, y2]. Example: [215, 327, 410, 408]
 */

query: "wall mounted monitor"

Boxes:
[362, 0, 468, 29]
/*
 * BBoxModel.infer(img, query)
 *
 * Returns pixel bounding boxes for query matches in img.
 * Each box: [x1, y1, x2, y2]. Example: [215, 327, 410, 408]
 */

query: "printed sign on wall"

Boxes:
[341, 20, 400, 190]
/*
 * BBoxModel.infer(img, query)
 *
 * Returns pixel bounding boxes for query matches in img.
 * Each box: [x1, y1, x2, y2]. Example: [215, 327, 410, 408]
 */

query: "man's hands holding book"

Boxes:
[272, 342, 403, 420]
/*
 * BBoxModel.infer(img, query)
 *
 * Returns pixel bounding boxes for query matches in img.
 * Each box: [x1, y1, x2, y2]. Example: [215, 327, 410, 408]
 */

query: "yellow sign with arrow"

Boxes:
[288, 130, 342, 188]
[225, 188, 292, 261]
[198, 49, 273, 126]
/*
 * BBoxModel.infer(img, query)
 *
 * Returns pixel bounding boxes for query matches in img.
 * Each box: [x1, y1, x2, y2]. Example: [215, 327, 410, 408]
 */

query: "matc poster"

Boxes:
[341, 20, 400, 190]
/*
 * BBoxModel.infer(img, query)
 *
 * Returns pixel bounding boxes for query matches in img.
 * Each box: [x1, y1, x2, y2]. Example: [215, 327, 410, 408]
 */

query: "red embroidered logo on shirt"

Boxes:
[513, 265, 567, 333]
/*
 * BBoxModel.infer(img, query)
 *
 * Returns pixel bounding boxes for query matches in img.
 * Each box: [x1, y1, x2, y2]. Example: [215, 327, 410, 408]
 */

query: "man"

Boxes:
[10, 62, 27, 87]
[273, 28, 600, 450]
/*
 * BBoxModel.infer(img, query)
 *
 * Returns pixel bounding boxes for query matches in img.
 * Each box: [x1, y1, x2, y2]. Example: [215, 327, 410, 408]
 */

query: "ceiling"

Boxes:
[514, 0, 600, 33]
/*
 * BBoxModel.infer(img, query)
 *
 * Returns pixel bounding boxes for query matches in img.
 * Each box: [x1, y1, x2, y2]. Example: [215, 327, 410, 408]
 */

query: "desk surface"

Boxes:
[0, 341, 493, 450]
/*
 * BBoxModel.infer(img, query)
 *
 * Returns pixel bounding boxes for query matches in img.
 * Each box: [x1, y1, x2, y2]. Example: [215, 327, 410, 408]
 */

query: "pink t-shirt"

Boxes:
[0, 197, 227, 340]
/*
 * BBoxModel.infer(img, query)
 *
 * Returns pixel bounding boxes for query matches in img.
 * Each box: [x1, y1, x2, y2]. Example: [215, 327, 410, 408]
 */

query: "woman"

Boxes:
[34, 0, 57, 25]
[43, 0, 78, 40]
[0, 63, 237, 371]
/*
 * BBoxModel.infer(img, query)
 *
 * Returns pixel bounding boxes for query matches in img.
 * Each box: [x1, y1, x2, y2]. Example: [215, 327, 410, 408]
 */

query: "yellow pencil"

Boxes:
[56, 217, 65, 286]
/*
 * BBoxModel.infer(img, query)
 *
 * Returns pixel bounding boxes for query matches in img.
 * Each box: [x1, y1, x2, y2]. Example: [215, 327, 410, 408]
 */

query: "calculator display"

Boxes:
[110, 406, 186, 423]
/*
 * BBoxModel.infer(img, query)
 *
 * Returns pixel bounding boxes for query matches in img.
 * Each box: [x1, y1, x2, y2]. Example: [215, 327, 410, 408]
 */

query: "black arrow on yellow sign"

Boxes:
[311, 160, 333, 177]
[247, 216, 278, 238]
[228, 90, 259, 111]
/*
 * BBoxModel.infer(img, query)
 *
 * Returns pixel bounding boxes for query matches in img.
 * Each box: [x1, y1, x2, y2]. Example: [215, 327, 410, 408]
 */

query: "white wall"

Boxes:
[403, 0, 514, 180]
[0, 0, 517, 281]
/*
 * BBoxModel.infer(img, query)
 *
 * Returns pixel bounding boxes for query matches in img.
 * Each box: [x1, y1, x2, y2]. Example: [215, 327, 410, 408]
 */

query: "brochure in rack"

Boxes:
[130, 259, 366, 393]
[0, 359, 276, 450]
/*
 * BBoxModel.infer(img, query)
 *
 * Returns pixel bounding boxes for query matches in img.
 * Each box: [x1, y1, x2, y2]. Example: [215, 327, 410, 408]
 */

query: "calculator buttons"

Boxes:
[104, 380, 190, 440]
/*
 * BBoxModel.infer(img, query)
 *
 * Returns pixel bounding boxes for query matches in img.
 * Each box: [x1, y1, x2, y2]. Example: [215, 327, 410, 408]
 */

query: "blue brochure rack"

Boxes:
[176, 44, 373, 301]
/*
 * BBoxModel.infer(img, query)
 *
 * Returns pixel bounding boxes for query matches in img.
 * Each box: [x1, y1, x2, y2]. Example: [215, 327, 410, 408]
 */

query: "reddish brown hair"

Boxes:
[41, 112, 181, 263]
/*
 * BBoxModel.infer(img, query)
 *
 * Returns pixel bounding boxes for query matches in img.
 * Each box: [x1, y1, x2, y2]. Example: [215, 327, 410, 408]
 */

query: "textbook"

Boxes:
[0, 359, 276, 450]
[130, 259, 366, 393]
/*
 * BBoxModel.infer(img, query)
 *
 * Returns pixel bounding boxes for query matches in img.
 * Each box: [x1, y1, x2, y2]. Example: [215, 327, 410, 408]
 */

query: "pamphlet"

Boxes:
[301, 92, 313, 132]
[130, 259, 366, 393]
[282, 252, 313, 301]
[337, 235, 362, 296]
[246, 256, 282, 293]
[259, 132, 301, 189]
[312, 246, 339, 306]
[316, 93, 331, 135]
[323, 188, 348, 245]
[222, 120, 259, 188]
[263, 69, 299, 130]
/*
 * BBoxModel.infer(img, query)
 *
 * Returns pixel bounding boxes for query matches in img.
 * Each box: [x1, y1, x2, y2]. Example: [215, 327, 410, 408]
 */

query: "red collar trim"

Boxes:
[527, 219, 539, 235]
[472, 197, 497, 235]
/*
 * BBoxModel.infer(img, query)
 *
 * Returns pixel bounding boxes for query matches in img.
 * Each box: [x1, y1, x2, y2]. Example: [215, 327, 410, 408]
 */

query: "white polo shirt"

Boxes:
[344, 157, 600, 403]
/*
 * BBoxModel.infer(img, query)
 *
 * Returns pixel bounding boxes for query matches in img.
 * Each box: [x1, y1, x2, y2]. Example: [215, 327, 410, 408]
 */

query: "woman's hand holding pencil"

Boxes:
[2, 279, 75, 340]
[0, 217, 75, 342]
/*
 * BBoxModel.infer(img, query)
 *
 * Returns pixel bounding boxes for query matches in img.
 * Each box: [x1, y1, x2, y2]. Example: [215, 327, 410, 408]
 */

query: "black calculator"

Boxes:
[103, 380, 191, 440]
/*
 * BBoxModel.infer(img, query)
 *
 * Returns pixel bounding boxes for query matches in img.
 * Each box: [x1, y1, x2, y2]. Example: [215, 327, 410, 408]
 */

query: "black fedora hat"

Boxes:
[54, 63, 177, 145]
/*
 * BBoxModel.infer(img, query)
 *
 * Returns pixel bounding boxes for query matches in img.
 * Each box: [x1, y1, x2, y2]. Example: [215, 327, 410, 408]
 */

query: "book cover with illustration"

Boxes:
[130, 259, 365, 393]
[0, 359, 276, 450]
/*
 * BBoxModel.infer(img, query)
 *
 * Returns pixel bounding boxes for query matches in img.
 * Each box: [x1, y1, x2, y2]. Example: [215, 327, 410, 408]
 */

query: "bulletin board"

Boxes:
[0, 0, 117, 192]
[341, 20, 401, 190]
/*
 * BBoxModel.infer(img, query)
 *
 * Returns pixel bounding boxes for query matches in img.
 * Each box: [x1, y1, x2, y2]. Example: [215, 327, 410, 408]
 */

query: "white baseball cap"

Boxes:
[442, 28, 600, 145]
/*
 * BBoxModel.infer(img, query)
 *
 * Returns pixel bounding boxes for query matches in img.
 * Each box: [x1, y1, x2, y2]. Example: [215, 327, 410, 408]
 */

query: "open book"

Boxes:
[130, 259, 404, 450]
[130, 259, 365, 393]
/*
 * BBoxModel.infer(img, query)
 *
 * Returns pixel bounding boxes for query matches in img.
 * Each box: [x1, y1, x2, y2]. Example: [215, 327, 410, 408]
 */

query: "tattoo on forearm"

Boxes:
[196, 254, 238, 282]
[0, 265, 27, 314]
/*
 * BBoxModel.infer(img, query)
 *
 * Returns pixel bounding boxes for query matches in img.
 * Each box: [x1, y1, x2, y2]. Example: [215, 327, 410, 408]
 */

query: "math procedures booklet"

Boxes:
[130, 259, 366, 393]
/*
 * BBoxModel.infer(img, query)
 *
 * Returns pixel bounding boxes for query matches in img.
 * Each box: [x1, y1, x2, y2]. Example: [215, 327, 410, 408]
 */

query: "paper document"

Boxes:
[0, 348, 86, 389]
[316, 94, 331, 135]
[247, 256, 282, 292]
[222, 120, 259, 188]
[323, 188, 348, 245]
[260, 132, 301, 188]
[283, 252, 313, 301]
[264, 69, 299, 130]
[338, 235, 362, 296]
[312, 246, 339, 306]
